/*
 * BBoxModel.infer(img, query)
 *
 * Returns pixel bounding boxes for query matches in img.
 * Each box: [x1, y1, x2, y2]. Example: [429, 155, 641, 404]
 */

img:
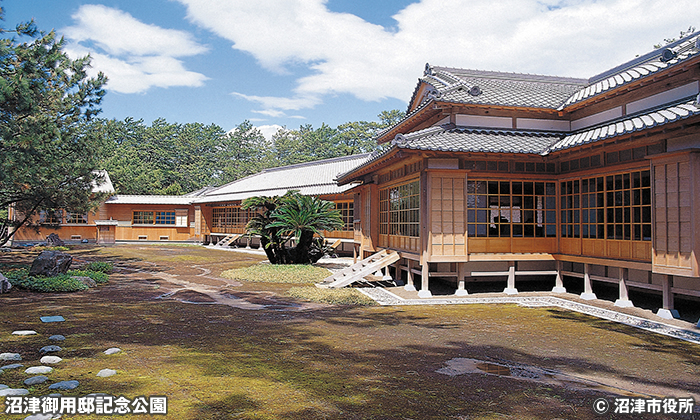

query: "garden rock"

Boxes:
[40, 356, 62, 364]
[73, 276, 96, 288]
[0, 353, 21, 361]
[40, 316, 65, 323]
[40, 346, 62, 354]
[25, 366, 53, 374]
[0, 385, 7, 389]
[1, 363, 24, 370]
[12, 330, 37, 335]
[45, 233, 65, 247]
[48, 380, 79, 390]
[0, 388, 29, 396]
[25, 413, 62, 420]
[0, 272, 11, 293]
[29, 251, 72, 277]
[104, 347, 121, 355]
[96, 369, 116, 378]
[24, 376, 49, 386]
[49, 335, 65, 341]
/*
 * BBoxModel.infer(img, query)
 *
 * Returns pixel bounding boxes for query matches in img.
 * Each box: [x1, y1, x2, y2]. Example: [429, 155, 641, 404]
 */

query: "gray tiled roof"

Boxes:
[415, 67, 588, 110]
[105, 195, 195, 205]
[194, 153, 371, 203]
[549, 100, 700, 152]
[394, 125, 560, 155]
[339, 98, 700, 183]
[560, 32, 700, 109]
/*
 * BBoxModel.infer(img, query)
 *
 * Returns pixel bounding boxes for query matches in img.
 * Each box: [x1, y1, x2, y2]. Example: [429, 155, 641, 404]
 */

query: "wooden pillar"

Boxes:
[614, 267, 634, 308]
[503, 261, 518, 295]
[657, 274, 679, 319]
[418, 262, 432, 298]
[580, 263, 597, 300]
[382, 265, 393, 281]
[552, 260, 566, 293]
[455, 262, 468, 296]
[405, 259, 416, 291]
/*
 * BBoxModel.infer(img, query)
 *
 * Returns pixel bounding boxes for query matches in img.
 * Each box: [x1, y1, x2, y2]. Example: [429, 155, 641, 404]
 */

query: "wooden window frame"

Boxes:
[155, 211, 176, 225]
[467, 179, 557, 238]
[333, 201, 354, 231]
[560, 169, 651, 242]
[379, 179, 420, 238]
[132, 211, 154, 225]
[65, 212, 88, 224]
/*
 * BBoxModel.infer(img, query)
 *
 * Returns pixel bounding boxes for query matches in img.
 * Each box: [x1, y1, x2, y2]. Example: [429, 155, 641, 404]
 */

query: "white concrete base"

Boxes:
[382, 275, 393, 281]
[503, 287, 519, 295]
[551, 286, 567, 294]
[455, 289, 468, 296]
[404, 284, 416, 292]
[417, 289, 433, 298]
[614, 299, 634, 308]
[580, 292, 597, 300]
[374, 271, 383, 277]
[657, 308, 680, 320]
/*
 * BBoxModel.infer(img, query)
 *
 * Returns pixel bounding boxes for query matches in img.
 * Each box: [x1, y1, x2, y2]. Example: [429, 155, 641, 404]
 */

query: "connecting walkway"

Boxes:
[358, 287, 700, 345]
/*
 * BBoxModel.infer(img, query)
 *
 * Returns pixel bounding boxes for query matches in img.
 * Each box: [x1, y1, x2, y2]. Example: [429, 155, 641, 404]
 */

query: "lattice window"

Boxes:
[560, 169, 651, 241]
[39, 210, 63, 225]
[155, 211, 176, 225]
[468, 180, 556, 238]
[334, 201, 354, 231]
[379, 180, 420, 237]
[65, 212, 88, 224]
[133, 211, 154, 224]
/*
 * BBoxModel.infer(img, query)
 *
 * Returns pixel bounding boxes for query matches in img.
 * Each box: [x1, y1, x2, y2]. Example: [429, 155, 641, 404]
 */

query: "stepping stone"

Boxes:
[25, 414, 62, 420]
[0, 387, 29, 396]
[96, 369, 116, 378]
[104, 347, 122, 355]
[40, 356, 62, 364]
[1, 363, 24, 370]
[25, 366, 53, 374]
[0, 352, 21, 361]
[48, 335, 65, 341]
[24, 375, 49, 386]
[39, 345, 62, 354]
[40, 316, 65, 323]
[12, 330, 37, 336]
[48, 380, 79, 390]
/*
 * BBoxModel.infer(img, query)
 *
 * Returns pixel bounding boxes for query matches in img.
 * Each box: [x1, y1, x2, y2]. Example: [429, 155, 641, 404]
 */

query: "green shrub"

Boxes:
[5, 268, 89, 292]
[221, 264, 330, 284]
[32, 245, 70, 252]
[285, 286, 376, 306]
[67, 269, 109, 284]
[81, 261, 113, 274]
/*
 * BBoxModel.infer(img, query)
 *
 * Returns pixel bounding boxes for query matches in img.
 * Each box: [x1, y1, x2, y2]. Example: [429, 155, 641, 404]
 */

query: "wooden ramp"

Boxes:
[214, 234, 242, 248]
[316, 250, 400, 289]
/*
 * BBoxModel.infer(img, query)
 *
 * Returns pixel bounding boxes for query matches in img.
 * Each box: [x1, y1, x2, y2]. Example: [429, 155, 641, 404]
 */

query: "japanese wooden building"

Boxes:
[9, 32, 700, 321]
[337, 33, 700, 319]
[10, 155, 366, 251]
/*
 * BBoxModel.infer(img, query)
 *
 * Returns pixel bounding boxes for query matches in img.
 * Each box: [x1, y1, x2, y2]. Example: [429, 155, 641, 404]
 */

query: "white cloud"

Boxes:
[255, 124, 284, 141]
[62, 4, 208, 94]
[175, 0, 700, 115]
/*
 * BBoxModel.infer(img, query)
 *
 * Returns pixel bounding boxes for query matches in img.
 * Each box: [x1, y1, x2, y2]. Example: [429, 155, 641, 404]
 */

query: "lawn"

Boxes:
[1, 244, 699, 419]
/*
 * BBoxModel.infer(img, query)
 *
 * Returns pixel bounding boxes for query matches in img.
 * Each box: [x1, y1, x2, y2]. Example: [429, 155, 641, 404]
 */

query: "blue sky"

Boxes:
[3, 0, 697, 139]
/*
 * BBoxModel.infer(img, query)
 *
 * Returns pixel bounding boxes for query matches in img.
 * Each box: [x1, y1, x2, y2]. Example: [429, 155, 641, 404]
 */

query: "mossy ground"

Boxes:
[1, 245, 699, 419]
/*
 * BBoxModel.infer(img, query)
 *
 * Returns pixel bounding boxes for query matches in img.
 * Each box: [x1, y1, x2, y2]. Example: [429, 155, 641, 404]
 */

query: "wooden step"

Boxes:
[316, 250, 400, 289]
